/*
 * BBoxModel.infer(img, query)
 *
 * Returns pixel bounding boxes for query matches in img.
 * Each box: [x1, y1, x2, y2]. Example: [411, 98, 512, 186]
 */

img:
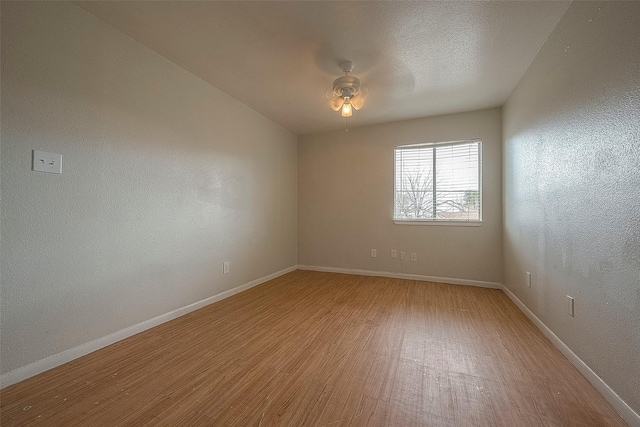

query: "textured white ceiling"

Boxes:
[76, 1, 570, 135]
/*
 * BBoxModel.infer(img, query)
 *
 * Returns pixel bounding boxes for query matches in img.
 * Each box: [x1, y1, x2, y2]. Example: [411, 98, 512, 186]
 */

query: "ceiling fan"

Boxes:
[328, 61, 368, 118]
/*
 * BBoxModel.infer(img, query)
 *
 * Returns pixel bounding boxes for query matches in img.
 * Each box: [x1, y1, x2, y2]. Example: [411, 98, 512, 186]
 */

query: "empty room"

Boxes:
[1, 1, 639, 426]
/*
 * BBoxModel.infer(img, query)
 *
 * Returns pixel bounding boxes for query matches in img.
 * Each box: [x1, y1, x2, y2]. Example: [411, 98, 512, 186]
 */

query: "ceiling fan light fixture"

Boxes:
[351, 94, 365, 111]
[329, 61, 366, 120]
[330, 96, 344, 112]
[341, 98, 352, 117]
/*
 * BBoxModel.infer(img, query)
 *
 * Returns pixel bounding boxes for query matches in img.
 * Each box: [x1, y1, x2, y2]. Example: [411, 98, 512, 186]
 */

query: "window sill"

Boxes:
[393, 219, 483, 227]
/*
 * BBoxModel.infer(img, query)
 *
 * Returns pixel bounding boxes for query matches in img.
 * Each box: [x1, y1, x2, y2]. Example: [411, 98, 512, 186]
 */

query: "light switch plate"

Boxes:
[32, 150, 62, 174]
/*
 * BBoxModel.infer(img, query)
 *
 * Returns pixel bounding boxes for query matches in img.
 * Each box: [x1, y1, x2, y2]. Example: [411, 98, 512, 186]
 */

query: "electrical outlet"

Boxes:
[400, 252, 407, 261]
[391, 250, 397, 258]
[567, 295, 574, 317]
[371, 249, 377, 258]
[526, 272, 532, 288]
[410, 253, 417, 262]
[32, 150, 62, 174]
[223, 261, 230, 274]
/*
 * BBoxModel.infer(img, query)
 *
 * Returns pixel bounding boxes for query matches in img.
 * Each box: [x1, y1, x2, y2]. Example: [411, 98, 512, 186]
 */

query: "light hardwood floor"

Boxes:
[0, 270, 627, 426]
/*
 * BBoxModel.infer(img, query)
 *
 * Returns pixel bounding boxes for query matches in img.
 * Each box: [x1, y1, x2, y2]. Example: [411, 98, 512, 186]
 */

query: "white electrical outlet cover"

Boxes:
[32, 150, 62, 174]
[567, 295, 574, 317]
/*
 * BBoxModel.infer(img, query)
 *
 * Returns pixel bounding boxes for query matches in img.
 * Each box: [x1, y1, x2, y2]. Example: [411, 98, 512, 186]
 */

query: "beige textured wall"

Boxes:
[0, 2, 297, 375]
[298, 108, 502, 284]
[503, 1, 640, 415]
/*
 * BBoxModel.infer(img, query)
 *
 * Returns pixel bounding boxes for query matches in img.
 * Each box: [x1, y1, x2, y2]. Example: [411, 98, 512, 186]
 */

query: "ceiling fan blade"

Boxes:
[330, 96, 344, 112]
[325, 88, 337, 100]
[357, 86, 369, 100]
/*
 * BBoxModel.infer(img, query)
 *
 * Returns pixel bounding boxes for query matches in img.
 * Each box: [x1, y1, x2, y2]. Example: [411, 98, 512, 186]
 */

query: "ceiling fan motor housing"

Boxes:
[333, 75, 361, 98]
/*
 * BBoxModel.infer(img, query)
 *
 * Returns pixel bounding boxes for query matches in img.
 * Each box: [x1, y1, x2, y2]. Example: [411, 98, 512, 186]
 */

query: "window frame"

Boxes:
[393, 139, 483, 226]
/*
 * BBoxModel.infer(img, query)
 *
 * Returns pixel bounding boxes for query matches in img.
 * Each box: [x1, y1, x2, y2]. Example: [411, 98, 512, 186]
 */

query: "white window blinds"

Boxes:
[394, 140, 481, 221]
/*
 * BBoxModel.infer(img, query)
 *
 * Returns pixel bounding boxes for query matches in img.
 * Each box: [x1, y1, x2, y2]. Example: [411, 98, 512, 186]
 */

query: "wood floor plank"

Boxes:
[0, 270, 628, 426]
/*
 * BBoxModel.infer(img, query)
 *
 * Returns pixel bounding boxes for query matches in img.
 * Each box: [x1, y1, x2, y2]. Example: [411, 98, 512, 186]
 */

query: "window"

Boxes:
[394, 139, 481, 224]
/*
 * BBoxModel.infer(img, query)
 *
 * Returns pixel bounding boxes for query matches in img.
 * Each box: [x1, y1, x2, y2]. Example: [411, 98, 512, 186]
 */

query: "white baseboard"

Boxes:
[0, 265, 297, 390]
[501, 285, 640, 427]
[297, 264, 502, 289]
